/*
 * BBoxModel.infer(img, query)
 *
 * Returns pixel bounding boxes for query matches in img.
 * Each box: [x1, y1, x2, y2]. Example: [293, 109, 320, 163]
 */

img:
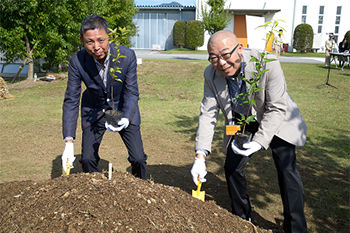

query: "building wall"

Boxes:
[291, 0, 350, 51]
[131, 8, 195, 50]
[197, 0, 350, 52]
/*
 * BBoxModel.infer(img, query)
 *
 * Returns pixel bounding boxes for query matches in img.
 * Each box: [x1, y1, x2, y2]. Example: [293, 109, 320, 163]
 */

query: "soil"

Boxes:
[1, 75, 282, 232]
[0, 171, 271, 233]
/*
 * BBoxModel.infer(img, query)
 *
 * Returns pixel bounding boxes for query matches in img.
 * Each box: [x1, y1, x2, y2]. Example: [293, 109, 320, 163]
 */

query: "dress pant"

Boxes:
[80, 115, 147, 180]
[224, 120, 307, 233]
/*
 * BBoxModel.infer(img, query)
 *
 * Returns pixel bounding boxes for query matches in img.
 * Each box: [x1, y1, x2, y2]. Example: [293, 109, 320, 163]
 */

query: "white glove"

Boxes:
[105, 118, 129, 132]
[62, 142, 75, 173]
[232, 140, 262, 157]
[190, 157, 207, 186]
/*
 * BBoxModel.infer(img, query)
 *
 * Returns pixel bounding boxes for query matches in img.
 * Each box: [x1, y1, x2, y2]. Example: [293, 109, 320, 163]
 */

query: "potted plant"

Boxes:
[105, 27, 131, 127]
[233, 19, 285, 149]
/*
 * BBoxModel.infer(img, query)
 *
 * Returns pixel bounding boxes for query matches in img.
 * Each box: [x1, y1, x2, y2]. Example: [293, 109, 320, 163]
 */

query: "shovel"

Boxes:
[61, 158, 71, 176]
[192, 180, 205, 201]
[63, 158, 71, 176]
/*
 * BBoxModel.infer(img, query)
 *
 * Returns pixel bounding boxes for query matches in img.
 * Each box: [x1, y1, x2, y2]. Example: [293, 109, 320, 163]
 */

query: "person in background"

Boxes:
[273, 29, 284, 59]
[338, 38, 348, 67]
[190, 30, 307, 233]
[61, 15, 147, 179]
[325, 33, 336, 66]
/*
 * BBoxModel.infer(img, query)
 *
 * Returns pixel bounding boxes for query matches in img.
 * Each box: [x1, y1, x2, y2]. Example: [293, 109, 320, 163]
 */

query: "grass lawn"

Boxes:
[163, 48, 326, 57]
[161, 48, 208, 54]
[1, 60, 349, 232]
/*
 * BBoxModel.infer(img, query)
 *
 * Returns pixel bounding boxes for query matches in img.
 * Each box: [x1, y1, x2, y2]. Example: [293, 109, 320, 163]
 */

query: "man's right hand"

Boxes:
[62, 142, 75, 173]
[190, 157, 207, 186]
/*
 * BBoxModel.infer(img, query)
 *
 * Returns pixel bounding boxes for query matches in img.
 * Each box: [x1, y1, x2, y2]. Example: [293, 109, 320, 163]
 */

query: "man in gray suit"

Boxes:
[191, 30, 307, 233]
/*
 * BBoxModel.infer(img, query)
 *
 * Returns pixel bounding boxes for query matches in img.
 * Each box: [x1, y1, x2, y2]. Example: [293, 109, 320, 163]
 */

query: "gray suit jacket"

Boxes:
[195, 48, 307, 153]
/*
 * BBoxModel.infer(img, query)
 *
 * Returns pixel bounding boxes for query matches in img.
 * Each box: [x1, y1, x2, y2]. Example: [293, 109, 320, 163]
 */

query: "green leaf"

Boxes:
[254, 88, 264, 93]
[245, 115, 256, 124]
[264, 58, 277, 63]
[250, 99, 256, 106]
[249, 56, 259, 63]
[258, 69, 269, 76]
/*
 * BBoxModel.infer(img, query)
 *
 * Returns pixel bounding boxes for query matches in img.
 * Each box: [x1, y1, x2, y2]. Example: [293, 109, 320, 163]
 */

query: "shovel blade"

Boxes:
[192, 189, 205, 201]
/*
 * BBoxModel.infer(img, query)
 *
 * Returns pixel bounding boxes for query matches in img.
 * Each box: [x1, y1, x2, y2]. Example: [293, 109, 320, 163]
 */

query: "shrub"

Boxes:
[293, 24, 314, 53]
[185, 20, 204, 50]
[344, 30, 350, 49]
[173, 20, 187, 48]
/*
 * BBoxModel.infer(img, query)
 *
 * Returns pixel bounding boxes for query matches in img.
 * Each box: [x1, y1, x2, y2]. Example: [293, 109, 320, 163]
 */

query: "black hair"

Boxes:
[80, 15, 110, 38]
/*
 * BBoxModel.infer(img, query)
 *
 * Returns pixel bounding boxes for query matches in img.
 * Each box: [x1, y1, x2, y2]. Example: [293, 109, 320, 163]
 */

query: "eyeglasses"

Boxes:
[208, 44, 239, 63]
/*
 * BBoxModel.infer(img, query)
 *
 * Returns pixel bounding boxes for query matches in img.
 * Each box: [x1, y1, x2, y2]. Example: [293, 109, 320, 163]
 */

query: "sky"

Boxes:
[134, 0, 196, 6]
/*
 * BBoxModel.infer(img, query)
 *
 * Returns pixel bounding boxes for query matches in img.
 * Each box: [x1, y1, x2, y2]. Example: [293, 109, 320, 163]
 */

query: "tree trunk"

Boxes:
[25, 36, 34, 80]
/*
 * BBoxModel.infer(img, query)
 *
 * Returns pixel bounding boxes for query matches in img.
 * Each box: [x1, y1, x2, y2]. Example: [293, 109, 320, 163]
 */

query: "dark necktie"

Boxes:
[227, 77, 243, 106]
[227, 76, 248, 115]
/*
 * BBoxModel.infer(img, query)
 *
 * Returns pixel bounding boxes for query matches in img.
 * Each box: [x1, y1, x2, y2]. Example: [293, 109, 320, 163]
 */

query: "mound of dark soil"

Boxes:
[0, 171, 269, 232]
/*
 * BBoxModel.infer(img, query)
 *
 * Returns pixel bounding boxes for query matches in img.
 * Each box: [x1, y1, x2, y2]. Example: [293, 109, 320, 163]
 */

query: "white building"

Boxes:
[196, 0, 350, 52]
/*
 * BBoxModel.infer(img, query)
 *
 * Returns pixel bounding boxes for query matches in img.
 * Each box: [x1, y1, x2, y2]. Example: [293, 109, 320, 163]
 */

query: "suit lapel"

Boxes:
[212, 70, 233, 124]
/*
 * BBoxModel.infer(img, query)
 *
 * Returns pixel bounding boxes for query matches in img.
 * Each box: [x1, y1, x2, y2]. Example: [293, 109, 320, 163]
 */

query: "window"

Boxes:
[301, 15, 306, 24]
[301, 6, 307, 23]
[318, 16, 323, 24]
[317, 6, 324, 34]
[302, 6, 307, 14]
[335, 26, 339, 34]
[335, 16, 340, 24]
[336, 6, 341, 15]
[319, 6, 324, 14]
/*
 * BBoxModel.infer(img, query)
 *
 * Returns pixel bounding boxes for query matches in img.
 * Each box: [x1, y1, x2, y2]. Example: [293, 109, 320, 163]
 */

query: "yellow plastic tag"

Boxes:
[226, 125, 241, 135]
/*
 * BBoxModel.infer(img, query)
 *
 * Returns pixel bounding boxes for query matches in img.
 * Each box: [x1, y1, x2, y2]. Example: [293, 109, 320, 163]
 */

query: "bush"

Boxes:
[293, 24, 314, 53]
[344, 30, 350, 49]
[173, 20, 187, 48]
[185, 20, 204, 50]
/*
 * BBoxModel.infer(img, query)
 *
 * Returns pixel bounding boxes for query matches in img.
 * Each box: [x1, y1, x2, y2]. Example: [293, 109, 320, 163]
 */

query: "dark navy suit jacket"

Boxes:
[62, 44, 141, 139]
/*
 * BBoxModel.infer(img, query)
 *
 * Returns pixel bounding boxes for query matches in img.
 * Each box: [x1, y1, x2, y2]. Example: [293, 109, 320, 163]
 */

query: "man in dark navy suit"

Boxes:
[61, 15, 147, 179]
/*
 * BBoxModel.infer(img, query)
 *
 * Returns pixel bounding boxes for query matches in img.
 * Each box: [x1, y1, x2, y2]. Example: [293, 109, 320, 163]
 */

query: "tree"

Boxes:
[173, 20, 187, 48]
[293, 24, 314, 53]
[100, 0, 138, 47]
[344, 30, 350, 49]
[185, 20, 204, 50]
[0, 0, 91, 77]
[0, 0, 138, 78]
[199, 0, 231, 36]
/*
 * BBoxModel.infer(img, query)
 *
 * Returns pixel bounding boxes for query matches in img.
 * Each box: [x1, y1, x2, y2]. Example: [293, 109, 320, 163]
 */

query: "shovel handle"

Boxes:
[66, 158, 71, 176]
[196, 180, 202, 196]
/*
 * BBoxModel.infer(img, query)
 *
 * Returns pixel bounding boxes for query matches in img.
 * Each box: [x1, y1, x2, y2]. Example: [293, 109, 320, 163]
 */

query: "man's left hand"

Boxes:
[105, 118, 129, 132]
[232, 140, 262, 157]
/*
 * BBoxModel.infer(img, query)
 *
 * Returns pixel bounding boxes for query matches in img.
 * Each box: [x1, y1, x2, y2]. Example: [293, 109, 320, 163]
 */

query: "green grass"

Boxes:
[283, 52, 326, 57]
[1, 60, 349, 232]
[163, 48, 326, 58]
[161, 48, 209, 54]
